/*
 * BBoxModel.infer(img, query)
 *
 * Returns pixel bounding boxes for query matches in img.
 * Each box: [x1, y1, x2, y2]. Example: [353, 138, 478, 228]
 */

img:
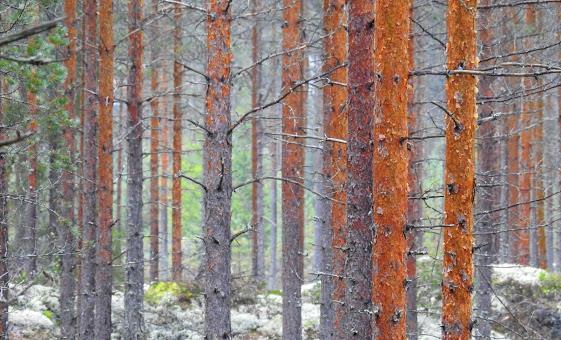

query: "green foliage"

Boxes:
[267, 289, 282, 296]
[537, 271, 561, 294]
[144, 281, 197, 306]
[42, 309, 54, 320]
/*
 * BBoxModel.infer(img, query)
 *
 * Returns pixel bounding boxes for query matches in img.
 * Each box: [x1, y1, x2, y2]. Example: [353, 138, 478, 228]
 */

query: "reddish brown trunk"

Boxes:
[25, 87, 38, 278]
[149, 0, 161, 282]
[95, 0, 114, 337]
[281, 0, 305, 338]
[342, 0, 375, 337]
[442, 0, 478, 339]
[171, 4, 183, 282]
[371, 1, 412, 338]
[203, 1, 233, 337]
[322, 0, 347, 338]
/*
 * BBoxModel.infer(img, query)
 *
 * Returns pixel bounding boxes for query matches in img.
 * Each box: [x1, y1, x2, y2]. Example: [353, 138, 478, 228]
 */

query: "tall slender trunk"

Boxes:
[281, 1, 305, 338]
[442, 0, 478, 339]
[79, 0, 98, 337]
[149, 0, 160, 282]
[342, 1, 375, 337]
[124, 0, 145, 337]
[171, 4, 183, 282]
[268, 128, 279, 290]
[474, 3, 496, 337]
[160, 64, 170, 280]
[322, 1, 347, 338]
[115, 94, 125, 266]
[0, 82, 9, 340]
[371, 1, 412, 338]
[251, 0, 265, 283]
[203, 1, 233, 337]
[532, 94, 546, 268]
[25, 87, 38, 279]
[60, 1, 78, 337]
[95, 0, 114, 337]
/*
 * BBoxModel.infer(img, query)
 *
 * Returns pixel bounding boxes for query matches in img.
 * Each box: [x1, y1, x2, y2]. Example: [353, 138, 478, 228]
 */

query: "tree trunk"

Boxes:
[60, 1, 78, 337]
[203, 1, 233, 337]
[342, 1, 375, 337]
[268, 129, 279, 290]
[371, 1, 412, 338]
[442, 0, 478, 339]
[124, 0, 145, 337]
[95, 0, 114, 337]
[25, 88, 38, 279]
[251, 0, 265, 283]
[0, 82, 9, 340]
[281, 0, 305, 338]
[160, 64, 171, 280]
[149, 0, 160, 283]
[171, 4, 183, 282]
[322, 1, 347, 338]
[79, 0, 97, 337]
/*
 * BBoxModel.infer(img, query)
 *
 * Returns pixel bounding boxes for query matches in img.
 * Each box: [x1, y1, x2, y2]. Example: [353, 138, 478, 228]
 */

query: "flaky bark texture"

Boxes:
[149, 0, 161, 282]
[79, 1, 97, 338]
[171, 4, 183, 282]
[251, 0, 264, 283]
[342, 1, 374, 337]
[321, 1, 347, 338]
[60, 1, 78, 337]
[95, 0, 114, 338]
[281, 0, 305, 338]
[124, 0, 145, 338]
[442, 0, 478, 339]
[0, 85, 8, 340]
[371, 1, 412, 338]
[203, 1, 233, 338]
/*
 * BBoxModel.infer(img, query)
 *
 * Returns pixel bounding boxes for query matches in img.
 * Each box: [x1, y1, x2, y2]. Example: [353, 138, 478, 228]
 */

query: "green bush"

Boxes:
[538, 271, 561, 294]
[144, 282, 196, 305]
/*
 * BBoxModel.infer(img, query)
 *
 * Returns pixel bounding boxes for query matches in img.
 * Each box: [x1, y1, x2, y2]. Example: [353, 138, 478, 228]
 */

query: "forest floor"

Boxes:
[6, 261, 561, 339]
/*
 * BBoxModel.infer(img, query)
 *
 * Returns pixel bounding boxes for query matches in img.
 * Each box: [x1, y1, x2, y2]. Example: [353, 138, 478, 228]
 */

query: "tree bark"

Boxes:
[322, 1, 347, 339]
[342, 1, 375, 337]
[442, 0, 478, 339]
[281, 0, 305, 338]
[124, 0, 145, 337]
[95, 0, 114, 337]
[203, 1, 233, 337]
[251, 0, 265, 283]
[171, 3, 183, 282]
[160, 64, 171, 280]
[371, 1, 412, 338]
[24, 87, 38, 279]
[0, 82, 9, 340]
[59, 1, 78, 337]
[79, 0, 97, 337]
[149, 0, 160, 283]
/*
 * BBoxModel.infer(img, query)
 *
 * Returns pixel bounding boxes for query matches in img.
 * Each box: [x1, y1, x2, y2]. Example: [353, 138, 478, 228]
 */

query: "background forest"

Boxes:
[0, 0, 561, 339]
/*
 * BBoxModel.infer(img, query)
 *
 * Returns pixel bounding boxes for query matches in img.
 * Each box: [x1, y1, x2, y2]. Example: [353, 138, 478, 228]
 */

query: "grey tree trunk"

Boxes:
[0, 91, 9, 340]
[268, 136, 279, 290]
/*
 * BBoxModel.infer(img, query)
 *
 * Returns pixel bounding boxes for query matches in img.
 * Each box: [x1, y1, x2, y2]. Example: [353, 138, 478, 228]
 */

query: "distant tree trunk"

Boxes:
[321, 1, 347, 338]
[115, 94, 125, 266]
[0, 83, 9, 340]
[474, 4, 496, 337]
[268, 130, 279, 290]
[442, 0, 478, 339]
[60, 1, 78, 337]
[406, 8, 421, 339]
[371, 1, 412, 338]
[124, 0, 145, 337]
[25, 88, 38, 279]
[281, 0, 305, 338]
[171, 3, 183, 282]
[160, 65, 171, 280]
[149, 0, 161, 283]
[203, 1, 233, 337]
[95, 0, 114, 337]
[342, 0, 374, 337]
[79, 0, 98, 337]
[251, 0, 265, 283]
[507, 103, 519, 263]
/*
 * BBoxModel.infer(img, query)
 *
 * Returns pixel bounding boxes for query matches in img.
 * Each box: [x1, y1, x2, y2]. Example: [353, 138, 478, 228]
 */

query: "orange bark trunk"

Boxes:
[281, 0, 305, 337]
[442, 0, 478, 339]
[371, 1, 412, 338]
[323, 0, 347, 337]
[171, 4, 183, 282]
[95, 0, 114, 336]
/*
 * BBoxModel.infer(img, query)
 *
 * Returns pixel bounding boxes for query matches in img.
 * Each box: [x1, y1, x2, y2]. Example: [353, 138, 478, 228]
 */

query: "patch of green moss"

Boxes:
[145, 282, 196, 305]
[267, 289, 282, 296]
[538, 272, 561, 294]
[42, 309, 54, 320]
